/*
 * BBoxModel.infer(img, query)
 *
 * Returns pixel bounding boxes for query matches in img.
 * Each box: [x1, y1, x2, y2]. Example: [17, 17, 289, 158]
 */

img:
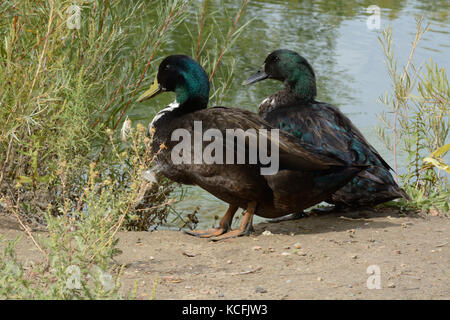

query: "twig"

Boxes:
[94, 3, 186, 162]
[392, 101, 399, 182]
[73, 4, 186, 213]
[435, 242, 448, 248]
[0, 136, 13, 189]
[391, 16, 427, 182]
[90, 84, 124, 129]
[217, 63, 234, 105]
[195, 0, 208, 60]
[229, 266, 262, 275]
[98, 0, 109, 35]
[88, 144, 168, 262]
[209, 0, 248, 81]
[11, 209, 48, 263]
[28, 0, 55, 98]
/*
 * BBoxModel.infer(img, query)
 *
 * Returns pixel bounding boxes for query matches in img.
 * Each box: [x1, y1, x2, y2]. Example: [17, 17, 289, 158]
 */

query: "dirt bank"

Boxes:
[1, 209, 449, 299]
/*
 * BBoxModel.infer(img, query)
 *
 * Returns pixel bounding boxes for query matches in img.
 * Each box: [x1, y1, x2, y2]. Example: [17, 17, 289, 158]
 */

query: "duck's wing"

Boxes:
[318, 103, 392, 171]
[196, 107, 352, 171]
[261, 100, 391, 171]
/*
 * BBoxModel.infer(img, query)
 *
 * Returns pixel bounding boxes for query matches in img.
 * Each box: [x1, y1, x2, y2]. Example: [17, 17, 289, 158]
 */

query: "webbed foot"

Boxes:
[184, 204, 238, 238]
[210, 201, 256, 242]
[184, 228, 226, 238]
[209, 227, 252, 241]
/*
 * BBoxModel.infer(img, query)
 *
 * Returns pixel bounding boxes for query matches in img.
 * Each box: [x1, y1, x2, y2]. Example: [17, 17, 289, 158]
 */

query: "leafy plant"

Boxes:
[0, 0, 250, 298]
[378, 17, 449, 213]
[0, 120, 172, 299]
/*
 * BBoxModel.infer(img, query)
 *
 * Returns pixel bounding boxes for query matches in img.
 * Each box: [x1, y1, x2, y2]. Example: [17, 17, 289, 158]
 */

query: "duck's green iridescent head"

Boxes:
[138, 55, 210, 109]
[243, 49, 317, 102]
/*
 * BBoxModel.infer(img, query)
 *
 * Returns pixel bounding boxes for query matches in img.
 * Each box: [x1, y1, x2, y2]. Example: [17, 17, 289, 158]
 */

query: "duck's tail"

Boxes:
[358, 169, 411, 201]
[391, 185, 412, 201]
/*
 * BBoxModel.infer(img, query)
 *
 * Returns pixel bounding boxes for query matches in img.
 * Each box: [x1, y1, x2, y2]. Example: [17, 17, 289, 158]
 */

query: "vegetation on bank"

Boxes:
[0, 0, 248, 298]
[0, 1, 447, 299]
[378, 17, 449, 213]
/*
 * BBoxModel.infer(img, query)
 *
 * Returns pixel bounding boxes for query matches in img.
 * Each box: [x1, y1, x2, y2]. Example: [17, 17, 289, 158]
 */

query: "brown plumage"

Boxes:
[138, 55, 365, 240]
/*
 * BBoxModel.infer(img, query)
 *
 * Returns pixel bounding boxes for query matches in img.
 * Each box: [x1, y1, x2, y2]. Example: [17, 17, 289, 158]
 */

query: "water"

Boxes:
[131, 0, 450, 228]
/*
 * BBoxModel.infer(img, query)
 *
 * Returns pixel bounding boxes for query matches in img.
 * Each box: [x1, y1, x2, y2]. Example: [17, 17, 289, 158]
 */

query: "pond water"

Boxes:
[130, 0, 449, 228]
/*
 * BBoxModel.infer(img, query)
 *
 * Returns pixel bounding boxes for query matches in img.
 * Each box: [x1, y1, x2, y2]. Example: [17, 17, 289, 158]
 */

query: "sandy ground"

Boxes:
[1, 209, 449, 299]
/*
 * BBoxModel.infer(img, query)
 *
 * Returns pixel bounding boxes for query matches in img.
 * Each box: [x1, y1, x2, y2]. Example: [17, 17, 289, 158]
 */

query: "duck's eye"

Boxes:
[165, 65, 171, 71]
[271, 56, 280, 63]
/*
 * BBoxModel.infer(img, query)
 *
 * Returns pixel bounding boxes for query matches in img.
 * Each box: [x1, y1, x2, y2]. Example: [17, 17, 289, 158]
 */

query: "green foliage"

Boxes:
[0, 0, 249, 298]
[0, 123, 165, 299]
[0, 0, 183, 224]
[378, 18, 449, 213]
[184, 0, 252, 106]
[0, 0, 247, 226]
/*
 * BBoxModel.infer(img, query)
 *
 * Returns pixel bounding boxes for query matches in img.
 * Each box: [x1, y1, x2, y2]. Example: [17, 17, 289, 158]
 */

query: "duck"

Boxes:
[137, 54, 365, 240]
[243, 49, 410, 220]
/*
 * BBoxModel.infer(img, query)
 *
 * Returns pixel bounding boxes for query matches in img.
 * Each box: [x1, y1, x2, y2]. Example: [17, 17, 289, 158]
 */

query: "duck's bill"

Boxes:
[137, 78, 163, 102]
[242, 69, 269, 85]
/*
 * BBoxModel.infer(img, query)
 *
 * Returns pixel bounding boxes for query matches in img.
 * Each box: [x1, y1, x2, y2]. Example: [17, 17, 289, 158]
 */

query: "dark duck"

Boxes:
[137, 54, 365, 240]
[243, 49, 410, 220]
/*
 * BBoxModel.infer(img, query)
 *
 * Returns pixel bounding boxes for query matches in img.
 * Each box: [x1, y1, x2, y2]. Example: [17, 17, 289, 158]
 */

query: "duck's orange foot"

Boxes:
[210, 201, 256, 242]
[209, 228, 252, 241]
[184, 204, 238, 238]
[184, 228, 227, 238]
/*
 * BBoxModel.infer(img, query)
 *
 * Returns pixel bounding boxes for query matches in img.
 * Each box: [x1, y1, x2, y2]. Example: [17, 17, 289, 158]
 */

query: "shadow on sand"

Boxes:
[252, 207, 423, 236]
